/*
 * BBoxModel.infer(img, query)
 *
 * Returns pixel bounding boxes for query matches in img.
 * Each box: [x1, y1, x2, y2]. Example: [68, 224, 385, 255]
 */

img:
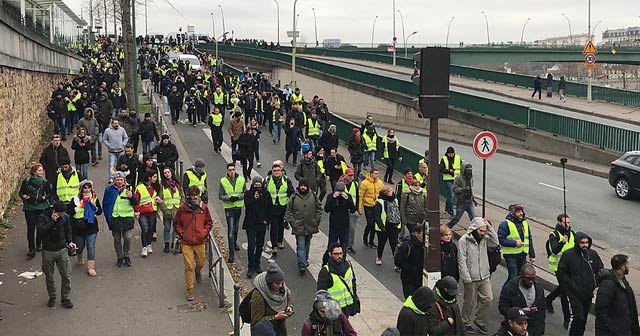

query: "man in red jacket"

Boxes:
[174, 185, 213, 301]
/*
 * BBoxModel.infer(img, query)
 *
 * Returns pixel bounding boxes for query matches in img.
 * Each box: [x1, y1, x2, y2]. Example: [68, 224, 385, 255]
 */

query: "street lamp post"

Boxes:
[272, 0, 280, 46]
[312, 8, 318, 47]
[218, 5, 226, 41]
[591, 20, 602, 41]
[405, 31, 417, 57]
[520, 17, 531, 45]
[210, 12, 218, 61]
[481, 11, 490, 47]
[392, 0, 396, 66]
[291, 0, 298, 85]
[371, 15, 379, 48]
[144, 0, 148, 36]
[445, 16, 454, 47]
[397, 9, 405, 57]
[587, 0, 592, 102]
[561, 13, 573, 45]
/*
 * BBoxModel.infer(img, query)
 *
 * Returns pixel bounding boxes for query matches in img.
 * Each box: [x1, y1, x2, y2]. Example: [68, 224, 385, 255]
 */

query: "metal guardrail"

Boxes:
[213, 45, 640, 153]
[207, 231, 225, 308]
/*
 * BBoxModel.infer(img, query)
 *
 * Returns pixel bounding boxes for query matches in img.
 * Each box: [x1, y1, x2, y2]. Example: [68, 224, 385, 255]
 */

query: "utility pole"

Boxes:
[88, 0, 94, 42]
[272, 0, 280, 46]
[145, 0, 148, 37]
[392, 0, 396, 66]
[103, 0, 107, 36]
[312, 8, 318, 47]
[587, 0, 592, 102]
[291, 0, 298, 85]
[218, 5, 226, 40]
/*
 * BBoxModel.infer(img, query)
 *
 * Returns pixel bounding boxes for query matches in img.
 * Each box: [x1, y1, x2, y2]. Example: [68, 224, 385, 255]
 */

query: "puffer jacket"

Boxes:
[285, 190, 322, 236]
[173, 202, 213, 245]
[358, 173, 384, 210]
[457, 217, 499, 283]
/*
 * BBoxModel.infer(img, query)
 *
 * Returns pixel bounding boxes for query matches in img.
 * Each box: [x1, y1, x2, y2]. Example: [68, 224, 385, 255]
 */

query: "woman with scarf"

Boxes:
[68, 180, 103, 276]
[347, 128, 364, 180]
[134, 171, 161, 257]
[159, 167, 183, 253]
[71, 127, 91, 180]
[250, 262, 294, 336]
[20, 163, 53, 258]
[301, 290, 357, 336]
[374, 185, 401, 265]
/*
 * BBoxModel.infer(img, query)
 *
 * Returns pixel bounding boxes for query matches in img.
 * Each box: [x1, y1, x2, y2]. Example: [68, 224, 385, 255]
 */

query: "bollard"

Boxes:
[219, 256, 225, 308]
[179, 160, 184, 179]
[233, 283, 241, 336]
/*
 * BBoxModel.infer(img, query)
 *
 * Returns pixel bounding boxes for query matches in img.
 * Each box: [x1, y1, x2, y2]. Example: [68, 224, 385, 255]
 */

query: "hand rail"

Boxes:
[207, 231, 225, 308]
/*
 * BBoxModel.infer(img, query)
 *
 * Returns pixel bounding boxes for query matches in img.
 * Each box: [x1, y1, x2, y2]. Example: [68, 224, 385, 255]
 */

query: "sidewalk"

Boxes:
[304, 54, 640, 127]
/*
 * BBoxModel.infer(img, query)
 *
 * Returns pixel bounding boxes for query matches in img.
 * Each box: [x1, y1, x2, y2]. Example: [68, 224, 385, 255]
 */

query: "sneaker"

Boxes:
[164, 243, 170, 253]
[247, 269, 255, 279]
[92, 162, 99, 166]
[347, 247, 357, 255]
[47, 297, 56, 307]
[464, 325, 475, 334]
[394, 266, 401, 272]
[473, 321, 488, 335]
[116, 258, 124, 267]
[147, 245, 153, 254]
[257, 162, 261, 167]
[123, 257, 132, 267]
[546, 297, 555, 313]
[234, 245, 240, 251]
[195, 272, 202, 283]
[228, 256, 234, 263]
[186, 289, 195, 301]
[271, 249, 278, 257]
[299, 268, 306, 275]
[26, 250, 36, 259]
[278, 242, 285, 249]
[152, 232, 158, 241]
[61, 299, 74, 309]
[141, 246, 148, 257]
[375, 257, 382, 265]
[368, 242, 378, 248]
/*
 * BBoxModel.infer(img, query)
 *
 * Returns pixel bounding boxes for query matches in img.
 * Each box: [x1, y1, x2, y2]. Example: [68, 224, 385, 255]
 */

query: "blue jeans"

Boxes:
[365, 151, 376, 169]
[246, 224, 267, 270]
[142, 141, 155, 155]
[504, 254, 527, 285]
[444, 181, 455, 214]
[295, 235, 312, 269]
[108, 151, 122, 181]
[138, 214, 157, 247]
[77, 163, 88, 181]
[74, 232, 97, 260]
[97, 132, 103, 157]
[447, 202, 476, 228]
[163, 215, 176, 243]
[54, 118, 66, 137]
[112, 108, 119, 119]
[225, 208, 242, 258]
[272, 123, 281, 142]
[328, 227, 349, 258]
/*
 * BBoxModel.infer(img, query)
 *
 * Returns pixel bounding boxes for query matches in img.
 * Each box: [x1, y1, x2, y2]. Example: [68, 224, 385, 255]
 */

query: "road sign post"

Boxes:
[473, 131, 498, 217]
[582, 40, 598, 102]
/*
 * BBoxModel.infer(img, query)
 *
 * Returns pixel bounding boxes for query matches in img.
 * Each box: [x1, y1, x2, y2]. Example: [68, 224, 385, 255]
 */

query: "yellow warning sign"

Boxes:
[583, 40, 598, 54]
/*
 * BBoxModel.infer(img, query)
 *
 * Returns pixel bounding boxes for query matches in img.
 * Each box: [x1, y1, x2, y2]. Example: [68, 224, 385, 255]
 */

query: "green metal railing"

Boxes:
[211, 45, 640, 153]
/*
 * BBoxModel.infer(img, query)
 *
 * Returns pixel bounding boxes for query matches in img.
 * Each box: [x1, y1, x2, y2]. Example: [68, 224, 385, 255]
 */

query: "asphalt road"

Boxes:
[171, 118, 595, 334]
[310, 58, 640, 132]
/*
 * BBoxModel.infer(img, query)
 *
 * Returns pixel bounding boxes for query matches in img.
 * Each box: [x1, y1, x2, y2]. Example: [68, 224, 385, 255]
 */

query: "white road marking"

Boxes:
[538, 182, 566, 191]
[202, 128, 403, 334]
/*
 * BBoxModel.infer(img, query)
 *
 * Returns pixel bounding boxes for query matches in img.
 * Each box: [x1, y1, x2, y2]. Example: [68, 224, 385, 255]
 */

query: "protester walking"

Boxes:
[243, 177, 273, 278]
[68, 180, 103, 277]
[285, 179, 322, 275]
[103, 172, 137, 267]
[20, 164, 52, 258]
[595, 254, 640, 336]
[159, 167, 183, 253]
[218, 163, 245, 263]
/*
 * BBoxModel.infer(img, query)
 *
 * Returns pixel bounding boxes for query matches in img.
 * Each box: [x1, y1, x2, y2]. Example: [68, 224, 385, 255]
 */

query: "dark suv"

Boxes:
[609, 151, 640, 199]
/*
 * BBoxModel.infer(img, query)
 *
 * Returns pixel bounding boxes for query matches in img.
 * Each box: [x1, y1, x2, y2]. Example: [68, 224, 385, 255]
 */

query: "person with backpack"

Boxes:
[425, 276, 464, 336]
[20, 163, 53, 259]
[394, 223, 425, 299]
[301, 290, 357, 336]
[244, 262, 293, 336]
[374, 185, 401, 266]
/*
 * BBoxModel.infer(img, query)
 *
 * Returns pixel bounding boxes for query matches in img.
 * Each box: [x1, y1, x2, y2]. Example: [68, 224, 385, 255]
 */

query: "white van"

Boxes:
[178, 54, 201, 72]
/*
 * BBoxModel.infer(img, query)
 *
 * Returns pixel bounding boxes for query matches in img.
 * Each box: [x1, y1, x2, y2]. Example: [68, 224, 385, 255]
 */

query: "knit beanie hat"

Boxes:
[251, 176, 263, 186]
[265, 263, 285, 283]
[335, 182, 345, 192]
[194, 158, 206, 168]
[412, 286, 436, 311]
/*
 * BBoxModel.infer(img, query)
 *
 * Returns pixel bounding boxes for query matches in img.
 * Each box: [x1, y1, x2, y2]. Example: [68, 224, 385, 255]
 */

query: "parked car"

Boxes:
[609, 151, 640, 199]
[178, 54, 201, 72]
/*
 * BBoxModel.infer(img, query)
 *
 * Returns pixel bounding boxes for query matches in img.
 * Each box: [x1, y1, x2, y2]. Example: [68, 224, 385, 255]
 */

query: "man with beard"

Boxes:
[499, 264, 546, 336]
[317, 242, 359, 317]
[243, 177, 272, 279]
[498, 204, 535, 284]
[447, 164, 476, 229]
[286, 179, 322, 275]
[545, 213, 575, 325]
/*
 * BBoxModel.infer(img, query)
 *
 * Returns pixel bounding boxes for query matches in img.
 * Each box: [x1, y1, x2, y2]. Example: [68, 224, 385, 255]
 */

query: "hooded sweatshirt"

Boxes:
[452, 164, 473, 204]
[397, 286, 437, 336]
[557, 231, 604, 300]
[457, 217, 499, 283]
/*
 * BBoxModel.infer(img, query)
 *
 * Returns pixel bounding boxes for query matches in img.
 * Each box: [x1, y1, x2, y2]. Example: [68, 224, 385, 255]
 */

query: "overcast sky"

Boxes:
[65, 0, 639, 45]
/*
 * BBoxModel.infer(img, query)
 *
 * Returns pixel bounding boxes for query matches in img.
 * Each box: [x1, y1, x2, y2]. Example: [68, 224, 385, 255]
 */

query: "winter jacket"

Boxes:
[557, 231, 604, 300]
[228, 117, 244, 141]
[440, 240, 460, 281]
[242, 186, 273, 231]
[236, 132, 257, 160]
[397, 287, 437, 336]
[37, 209, 72, 251]
[20, 177, 52, 212]
[395, 234, 425, 287]
[71, 135, 92, 165]
[285, 125, 301, 153]
[295, 158, 323, 192]
[347, 136, 364, 164]
[317, 259, 359, 317]
[595, 269, 640, 336]
[399, 189, 428, 226]
[149, 141, 178, 168]
[457, 218, 499, 283]
[173, 202, 213, 245]
[324, 154, 347, 183]
[39, 144, 70, 182]
[102, 184, 137, 231]
[318, 132, 339, 152]
[498, 213, 536, 259]
[285, 191, 322, 236]
[134, 184, 159, 215]
[68, 195, 103, 236]
[139, 119, 159, 142]
[324, 193, 355, 232]
[498, 277, 546, 335]
[76, 116, 99, 138]
[425, 292, 464, 336]
[96, 99, 113, 131]
[301, 311, 356, 336]
[358, 174, 384, 210]
[452, 164, 474, 205]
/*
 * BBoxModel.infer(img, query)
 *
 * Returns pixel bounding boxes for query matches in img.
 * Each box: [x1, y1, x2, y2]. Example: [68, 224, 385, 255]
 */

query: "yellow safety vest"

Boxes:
[220, 175, 245, 208]
[73, 196, 98, 219]
[56, 171, 80, 202]
[159, 68, 168, 76]
[400, 180, 410, 193]
[501, 220, 530, 255]
[204, 74, 211, 82]
[375, 198, 401, 231]
[162, 186, 182, 210]
[547, 230, 575, 272]
[345, 181, 357, 204]
[317, 160, 325, 175]
[291, 92, 304, 103]
[382, 136, 400, 159]
[214, 91, 225, 105]
[403, 296, 426, 315]
[441, 154, 461, 181]
[266, 176, 289, 206]
[136, 184, 158, 211]
[210, 113, 223, 127]
[415, 172, 425, 185]
[273, 110, 284, 123]
[324, 264, 355, 308]
[362, 133, 377, 152]
[307, 118, 320, 137]
[185, 170, 207, 196]
[112, 188, 135, 218]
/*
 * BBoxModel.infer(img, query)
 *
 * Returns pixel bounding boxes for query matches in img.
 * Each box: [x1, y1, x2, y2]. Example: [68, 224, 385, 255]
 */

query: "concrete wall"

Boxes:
[0, 9, 83, 74]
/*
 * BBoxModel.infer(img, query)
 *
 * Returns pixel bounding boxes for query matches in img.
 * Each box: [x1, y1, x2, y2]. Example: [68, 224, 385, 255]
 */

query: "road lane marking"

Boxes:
[203, 128, 403, 333]
[538, 182, 566, 191]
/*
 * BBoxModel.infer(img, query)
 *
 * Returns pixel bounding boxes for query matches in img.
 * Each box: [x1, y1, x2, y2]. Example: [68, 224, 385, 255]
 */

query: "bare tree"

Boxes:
[120, 0, 135, 110]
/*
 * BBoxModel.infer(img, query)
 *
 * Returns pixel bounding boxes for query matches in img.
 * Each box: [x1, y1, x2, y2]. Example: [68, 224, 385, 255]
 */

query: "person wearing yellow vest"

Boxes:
[271, 102, 284, 144]
[414, 162, 429, 189]
[498, 205, 536, 285]
[207, 107, 225, 154]
[218, 162, 246, 263]
[182, 158, 209, 203]
[305, 110, 321, 152]
[396, 286, 437, 335]
[358, 169, 384, 248]
[54, 159, 81, 202]
[265, 163, 294, 257]
[159, 167, 184, 253]
[317, 243, 360, 317]
[439, 146, 462, 217]
[69, 180, 102, 276]
[362, 126, 378, 170]
[382, 129, 402, 184]
[339, 169, 360, 254]
[212, 86, 227, 121]
[544, 213, 574, 319]
[134, 171, 162, 257]
[374, 185, 401, 265]
[103, 171, 137, 267]
[290, 87, 304, 106]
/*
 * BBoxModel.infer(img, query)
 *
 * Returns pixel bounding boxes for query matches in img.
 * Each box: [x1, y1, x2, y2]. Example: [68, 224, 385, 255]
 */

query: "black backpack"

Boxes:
[239, 288, 264, 324]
